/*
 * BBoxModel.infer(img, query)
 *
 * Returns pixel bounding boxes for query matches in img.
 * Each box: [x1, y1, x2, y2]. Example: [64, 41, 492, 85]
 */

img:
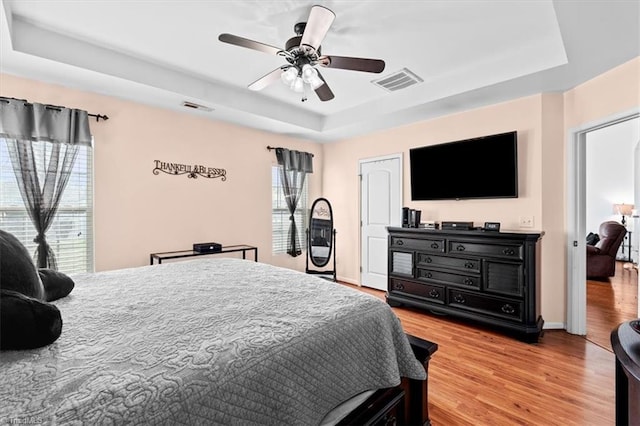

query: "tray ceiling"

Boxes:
[1, 0, 638, 142]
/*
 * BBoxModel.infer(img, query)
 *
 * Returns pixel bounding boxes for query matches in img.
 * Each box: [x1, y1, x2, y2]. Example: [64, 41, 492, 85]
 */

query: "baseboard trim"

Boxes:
[543, 322, 565, 330]
[337, 276, 360, 286]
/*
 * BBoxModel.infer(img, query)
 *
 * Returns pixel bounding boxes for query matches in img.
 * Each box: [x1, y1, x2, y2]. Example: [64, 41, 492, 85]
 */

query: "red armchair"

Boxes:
[586, 221, 627, 278]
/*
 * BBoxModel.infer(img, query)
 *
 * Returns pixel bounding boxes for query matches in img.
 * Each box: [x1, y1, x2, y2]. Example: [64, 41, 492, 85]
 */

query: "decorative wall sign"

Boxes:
[153, 160, 227, 181]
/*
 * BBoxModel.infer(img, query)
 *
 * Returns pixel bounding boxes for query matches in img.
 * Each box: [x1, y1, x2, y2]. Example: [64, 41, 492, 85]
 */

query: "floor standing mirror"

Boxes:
[306, 198, 336, 281]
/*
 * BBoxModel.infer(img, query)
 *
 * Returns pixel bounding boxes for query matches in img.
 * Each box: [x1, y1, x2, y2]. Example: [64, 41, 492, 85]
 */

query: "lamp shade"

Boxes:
[613, 203, 635, 216]
[281, 67, 299, 85]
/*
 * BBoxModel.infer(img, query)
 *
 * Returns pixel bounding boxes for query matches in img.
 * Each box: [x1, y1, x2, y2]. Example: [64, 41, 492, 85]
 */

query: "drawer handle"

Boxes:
[503, 248, 515, 256]
[463, 278, 474, 286]
[425, 272, 433, 279]
[397, 240, 404, 246]
[501, 304, 515, 314]
[453, 294, 466, 304]
[428, 289, 440, 298]
[456, 245, 466, 251]
[430, 242, 439, 249]
[464, 262, 475, 269]
[425, 256, 433, 263]
[395, 283, 405, 291]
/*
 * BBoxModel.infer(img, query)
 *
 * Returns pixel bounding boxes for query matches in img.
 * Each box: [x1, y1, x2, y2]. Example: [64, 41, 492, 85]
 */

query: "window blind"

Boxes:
[0, 139, 94, 274]
[272, 165, 308, 254]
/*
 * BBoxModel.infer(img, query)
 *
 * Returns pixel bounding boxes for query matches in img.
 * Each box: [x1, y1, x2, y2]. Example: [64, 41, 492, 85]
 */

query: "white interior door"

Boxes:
[360, 154, 402, 290]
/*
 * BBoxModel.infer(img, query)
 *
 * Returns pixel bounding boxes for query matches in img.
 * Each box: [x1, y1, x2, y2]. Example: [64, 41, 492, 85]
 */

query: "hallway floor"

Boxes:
[586, 261, 638, 351]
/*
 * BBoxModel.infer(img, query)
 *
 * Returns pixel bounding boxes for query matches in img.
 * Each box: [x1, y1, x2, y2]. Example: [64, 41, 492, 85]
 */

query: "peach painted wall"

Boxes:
[323, 95, 545, 282]
[539, 93, 565, 325]
[0, 73, 323, 272]
[323, 57, 640, 327]
[564, 58, 640, 130]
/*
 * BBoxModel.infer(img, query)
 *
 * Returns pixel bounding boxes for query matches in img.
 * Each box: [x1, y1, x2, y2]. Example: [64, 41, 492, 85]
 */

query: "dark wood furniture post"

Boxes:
[405, 335, 438, 426]
[611, 321, 640, 425]
[338, 334, 437, 426]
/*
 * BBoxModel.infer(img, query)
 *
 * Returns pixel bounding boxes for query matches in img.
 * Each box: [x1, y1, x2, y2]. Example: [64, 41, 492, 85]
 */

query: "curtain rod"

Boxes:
[266, 146, 314, 157]
[0, 97, 109, 122]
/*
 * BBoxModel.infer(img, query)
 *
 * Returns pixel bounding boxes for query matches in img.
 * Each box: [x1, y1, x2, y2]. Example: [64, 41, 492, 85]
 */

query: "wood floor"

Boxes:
[347, 285, 618, 426]
[587, 261, 638, 351]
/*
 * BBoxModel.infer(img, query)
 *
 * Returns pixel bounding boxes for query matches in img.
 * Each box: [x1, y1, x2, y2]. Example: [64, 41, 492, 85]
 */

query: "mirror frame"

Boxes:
[308, 197, 333, 268]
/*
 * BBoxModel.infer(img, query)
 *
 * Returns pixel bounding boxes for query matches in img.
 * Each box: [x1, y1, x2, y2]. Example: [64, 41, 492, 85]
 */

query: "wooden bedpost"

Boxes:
[338, 334, 438, 426]
[404, 334, 438, 426]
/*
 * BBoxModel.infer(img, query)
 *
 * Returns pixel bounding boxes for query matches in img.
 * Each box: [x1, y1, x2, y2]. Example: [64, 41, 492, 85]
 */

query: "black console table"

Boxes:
[611, 320, 640, 426]
[150, 244, 258, 265]
[386, 227, 544, 342]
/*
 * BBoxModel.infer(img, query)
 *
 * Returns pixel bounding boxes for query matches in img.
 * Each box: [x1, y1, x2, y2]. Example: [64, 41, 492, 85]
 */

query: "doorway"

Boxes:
[567, 110, 640, 336]
[359, 154, 402, 290]
[584, 118, 639, 349]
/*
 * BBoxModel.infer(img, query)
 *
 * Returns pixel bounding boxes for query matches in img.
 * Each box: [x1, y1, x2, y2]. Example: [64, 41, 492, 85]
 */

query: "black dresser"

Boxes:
[386, 227, 544, 342]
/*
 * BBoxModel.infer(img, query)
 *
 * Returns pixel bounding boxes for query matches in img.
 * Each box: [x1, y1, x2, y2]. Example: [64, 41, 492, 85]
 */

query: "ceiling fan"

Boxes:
[218, 5, 386, 102]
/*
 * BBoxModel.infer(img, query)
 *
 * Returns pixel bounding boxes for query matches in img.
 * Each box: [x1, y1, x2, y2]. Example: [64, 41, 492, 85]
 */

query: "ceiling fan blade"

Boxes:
[300, 6, 335, 51]
[314, 70, 334, 102]
[218, 33, 282, 56]
[248, 68, 284, 91]
[318, 55, 386, 73]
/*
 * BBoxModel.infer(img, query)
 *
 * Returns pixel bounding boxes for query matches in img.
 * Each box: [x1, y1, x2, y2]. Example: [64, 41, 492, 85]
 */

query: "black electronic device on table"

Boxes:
[441, 221, 474, 231]
[193, 242, 222, 253]
[484, 222, 501, 232]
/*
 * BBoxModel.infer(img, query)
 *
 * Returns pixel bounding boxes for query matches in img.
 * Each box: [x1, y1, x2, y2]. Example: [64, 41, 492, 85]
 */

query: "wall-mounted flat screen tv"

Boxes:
[410, 131, 518, 200]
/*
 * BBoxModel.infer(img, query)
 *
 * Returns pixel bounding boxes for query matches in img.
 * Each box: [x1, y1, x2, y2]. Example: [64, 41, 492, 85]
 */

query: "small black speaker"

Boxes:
[410, 210, 422, 228]
[402, 207, 410, 227]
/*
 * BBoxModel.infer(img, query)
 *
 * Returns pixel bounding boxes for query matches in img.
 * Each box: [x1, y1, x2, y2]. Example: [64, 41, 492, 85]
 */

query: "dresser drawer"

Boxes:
[448, 240, 523, 260]
[390, 236, 445, 253]
[416, 253, 480, 273]
[389, 278, 445, 304]
[447, 289, 523, 321]
[417, 268, 480, 289]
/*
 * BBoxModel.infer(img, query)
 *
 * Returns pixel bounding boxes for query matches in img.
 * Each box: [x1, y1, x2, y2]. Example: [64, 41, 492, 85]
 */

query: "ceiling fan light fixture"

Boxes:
[308, 75, 325, 90]
[301, 64, 324, 89]
[281, 67, 299, 85]
[301, 64, 317, 82]
[291, 77, 305, 93]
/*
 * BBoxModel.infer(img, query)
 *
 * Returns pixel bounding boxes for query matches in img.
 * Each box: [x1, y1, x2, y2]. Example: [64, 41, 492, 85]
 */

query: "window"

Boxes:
[272, 165, 308, 254]
[0, 139, 94, 274]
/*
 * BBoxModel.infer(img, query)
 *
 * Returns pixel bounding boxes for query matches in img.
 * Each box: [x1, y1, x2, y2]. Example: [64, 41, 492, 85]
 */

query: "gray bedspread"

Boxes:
[0, 258, 425, 425]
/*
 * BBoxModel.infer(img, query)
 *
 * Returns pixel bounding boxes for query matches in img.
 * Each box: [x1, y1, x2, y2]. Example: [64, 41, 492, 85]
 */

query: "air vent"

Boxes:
[372, 68, 423, 92]
[182, 101, 213, 112]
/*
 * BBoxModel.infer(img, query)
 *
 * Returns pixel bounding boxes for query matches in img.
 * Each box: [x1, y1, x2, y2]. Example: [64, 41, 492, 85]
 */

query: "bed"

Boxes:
[1, 258, 437, 425]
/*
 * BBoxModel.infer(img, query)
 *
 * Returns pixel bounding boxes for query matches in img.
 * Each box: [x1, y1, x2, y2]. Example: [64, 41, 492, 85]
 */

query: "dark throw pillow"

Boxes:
[0, 229, 71, 350]
[586, 232, 600, 246]
[39, 269, 75, 302]
[0, 229, 45, 300]
[0, 289, 62, 350]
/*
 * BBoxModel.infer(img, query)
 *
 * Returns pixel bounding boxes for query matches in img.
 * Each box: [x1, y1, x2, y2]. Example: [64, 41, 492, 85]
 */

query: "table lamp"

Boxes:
[613, 203, 635, 226]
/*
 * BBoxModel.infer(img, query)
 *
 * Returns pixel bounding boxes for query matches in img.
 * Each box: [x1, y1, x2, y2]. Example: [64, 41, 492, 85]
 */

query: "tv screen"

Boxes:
[410, 131, 518, 200]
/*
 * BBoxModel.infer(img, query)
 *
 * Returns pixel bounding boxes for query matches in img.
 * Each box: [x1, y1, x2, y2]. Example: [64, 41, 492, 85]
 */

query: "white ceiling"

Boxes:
[1, 0, 638, 142]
